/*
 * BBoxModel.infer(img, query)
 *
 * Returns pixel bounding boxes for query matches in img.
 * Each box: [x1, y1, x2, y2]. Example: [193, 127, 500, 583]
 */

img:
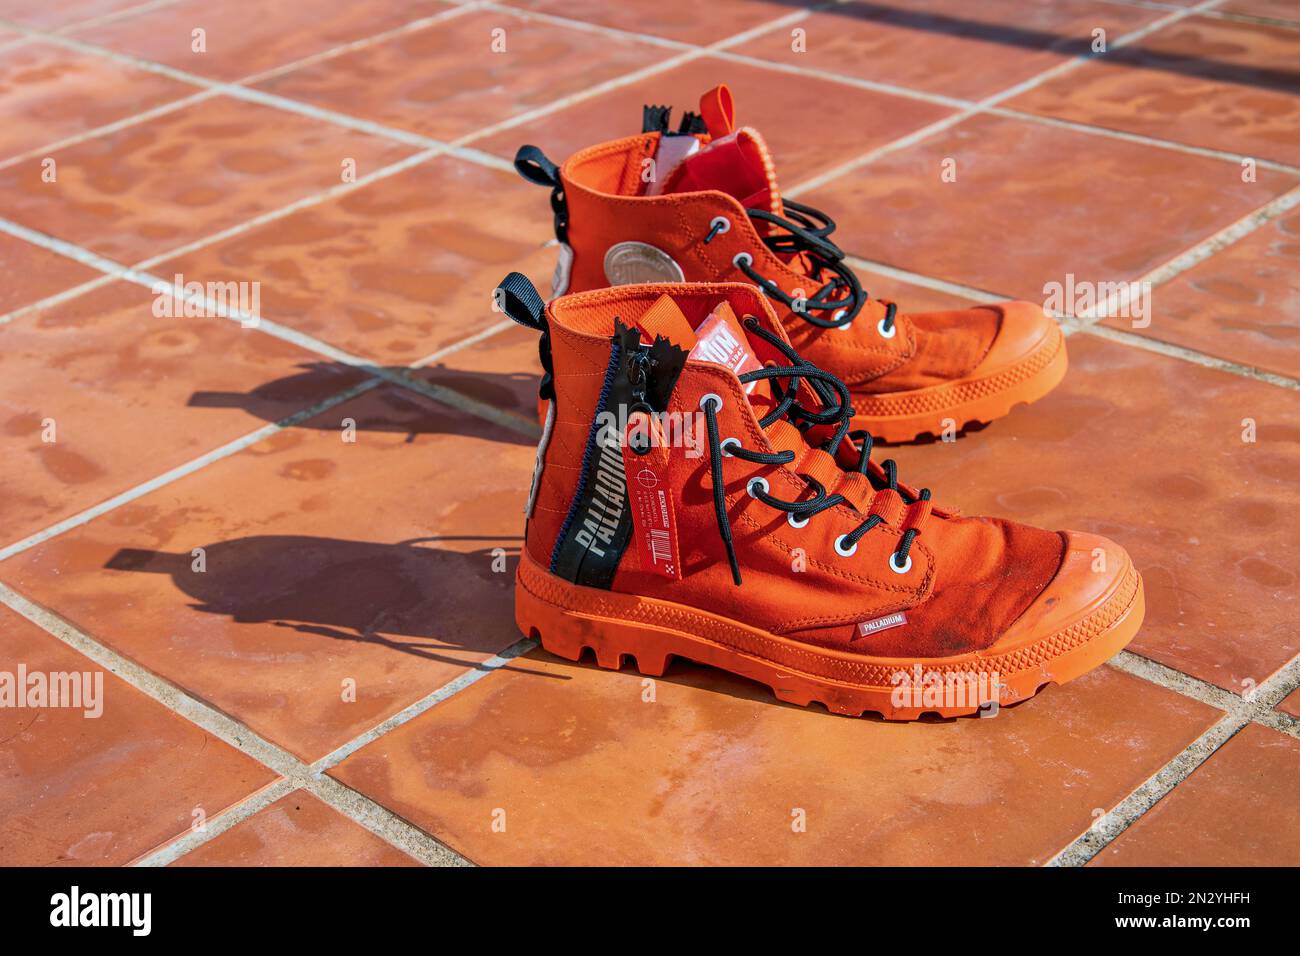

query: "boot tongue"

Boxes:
[661, 127, 782, 217]
[686, 301, 779, 414]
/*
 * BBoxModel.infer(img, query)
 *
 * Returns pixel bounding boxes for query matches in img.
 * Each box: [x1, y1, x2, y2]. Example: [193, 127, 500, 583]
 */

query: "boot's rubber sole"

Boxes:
[515, 547, 1144, 720]
[850, 325, 1068, 444]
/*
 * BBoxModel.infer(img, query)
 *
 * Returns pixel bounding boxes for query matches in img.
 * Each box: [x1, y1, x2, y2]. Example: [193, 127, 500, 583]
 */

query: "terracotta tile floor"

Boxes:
[1, 0, 1297, 867]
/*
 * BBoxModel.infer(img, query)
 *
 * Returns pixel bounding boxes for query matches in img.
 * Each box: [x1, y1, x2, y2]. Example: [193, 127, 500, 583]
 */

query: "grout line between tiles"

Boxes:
[1098, 0, 1300, 31]
[0, 378, 383, 562]
[1051, 650, 1300, 865]
[54, 0, 189, 35]
[784, 0, 1229, 197]
[132, 778, 299, 867]
[0, 580, 471, 866]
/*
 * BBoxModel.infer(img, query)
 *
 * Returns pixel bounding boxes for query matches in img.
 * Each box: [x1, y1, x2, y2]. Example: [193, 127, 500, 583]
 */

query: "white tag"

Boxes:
[855, 612, 907, 638]
[644, 135, 700, 196]
[551, 242, 574, 297]
[525, 398, 556, 519]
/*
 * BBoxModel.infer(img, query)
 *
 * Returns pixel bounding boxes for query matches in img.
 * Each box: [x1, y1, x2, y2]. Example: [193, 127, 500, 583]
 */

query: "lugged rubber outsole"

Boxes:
[851, 325, 1069, 444]
[515, 548, 1145, 720]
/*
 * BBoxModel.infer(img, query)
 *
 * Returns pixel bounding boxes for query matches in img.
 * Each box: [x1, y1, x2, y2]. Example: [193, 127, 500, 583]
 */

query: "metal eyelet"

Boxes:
[889, 552, 912, 574]
[747, 477, 769, 499]
[720, 437, 740, 457]
[833, 308, 852, 331]
[733, 252, 753, 269]
[787, 511, 809, 529]
[877, 318, 897, 339]
[699, 392, 723, 412]
[709, 216, 731, 235]
[834, 535, 857, 557]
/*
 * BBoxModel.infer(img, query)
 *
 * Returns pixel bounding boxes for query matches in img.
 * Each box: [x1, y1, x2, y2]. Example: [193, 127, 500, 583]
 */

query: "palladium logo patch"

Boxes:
[856, 612, 907, 638]
[603, 241, 685, 285]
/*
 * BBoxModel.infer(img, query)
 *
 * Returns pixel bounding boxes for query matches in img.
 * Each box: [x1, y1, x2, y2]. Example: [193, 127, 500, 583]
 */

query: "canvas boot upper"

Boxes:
[515, 84, 1066, 440]
[503, 275, 1126, 663]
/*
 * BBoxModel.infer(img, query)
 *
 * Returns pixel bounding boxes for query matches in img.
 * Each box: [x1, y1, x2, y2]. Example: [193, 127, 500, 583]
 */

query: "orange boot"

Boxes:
[496, 273, 1141, 719]
[514, 84, 1066, 442]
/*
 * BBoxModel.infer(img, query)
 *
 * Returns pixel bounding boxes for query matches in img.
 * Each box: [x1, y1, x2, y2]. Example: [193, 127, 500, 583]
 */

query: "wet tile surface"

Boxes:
[0, 604, 276, 866]
[0, 233, 101, 315]
[170, 792, 420, 866]
[802, 113, 1298, 300]
[1092, 724, 1300, 866]
[1008, 16, 1300, 166]
[1110, 206, 1300, 380]
[0, 281, 367, 546]
[887, 334, 1300, 695]
[2, 0, 1296, 868]
[0, 94, 415, 264]
[156, 157, 556, 364]
[71, 0, 452, 82]
[330, 650, 1218, 865]
[0, 41, 192, 162]
[0, 385, 537, 761]
[255, 8, 667, 144]
[736, 0, 1162, 100]
[473, 55, 955, 186]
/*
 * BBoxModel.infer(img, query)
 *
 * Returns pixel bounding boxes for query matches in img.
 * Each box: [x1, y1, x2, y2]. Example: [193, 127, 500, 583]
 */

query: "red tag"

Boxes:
[622, 414, 681, 580]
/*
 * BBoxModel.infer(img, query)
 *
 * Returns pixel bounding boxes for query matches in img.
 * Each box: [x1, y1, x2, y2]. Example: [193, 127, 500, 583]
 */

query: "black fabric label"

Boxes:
[549, 320, 641, 589]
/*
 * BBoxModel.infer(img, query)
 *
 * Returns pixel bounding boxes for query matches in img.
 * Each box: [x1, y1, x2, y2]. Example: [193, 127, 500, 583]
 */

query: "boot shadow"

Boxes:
[188, 361, 540, 446]
[103, 534, 557, 677]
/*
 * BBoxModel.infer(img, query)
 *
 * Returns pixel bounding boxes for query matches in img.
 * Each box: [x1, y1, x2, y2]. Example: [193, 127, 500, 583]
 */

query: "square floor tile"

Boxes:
[0, 281, 367, 546]
[801, 113, 1298, 301]
[156, 157, 556, 365]
[255, 8, 668, 144]
[0, 41, 193, 163]
[736, 0, 1162, 101]
[1091, 723, 1300, 865]
[472, 55, 955, 187]
[0, 94, 416, 264]
[1105, 206, 1300, 380]
[0, 234, 101, 315]
[886, 334, 1300, 694]
[1008, 16, 1300, 167]
[0, 604, 276, 865]
[169, 792, 420, 865]
[0, 385, 538, 761]
[330, 650, 1218, 865]
[499, 0, 805, 45]
[70, 0, 451, 82]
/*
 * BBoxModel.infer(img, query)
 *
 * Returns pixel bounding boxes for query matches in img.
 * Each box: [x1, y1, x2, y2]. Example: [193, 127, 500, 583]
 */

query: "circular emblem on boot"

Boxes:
[603, 241, 685, 285]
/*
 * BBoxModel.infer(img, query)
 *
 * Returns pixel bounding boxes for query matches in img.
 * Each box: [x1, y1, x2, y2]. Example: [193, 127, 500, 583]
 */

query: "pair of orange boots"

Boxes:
[497, 85, 1144, 719]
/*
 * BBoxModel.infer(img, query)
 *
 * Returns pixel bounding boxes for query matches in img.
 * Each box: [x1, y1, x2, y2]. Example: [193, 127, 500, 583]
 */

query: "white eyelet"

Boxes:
[699, 392, 723, 412]
[709, 216, 731, 236]
[746, 477, 769, 499]
[889, 552, 912, 574]
[787, 512, 809, 529]
[834, 535, 857, 557]
[720, 437, 739, 457]
[833, 308, 852, 331]
[877, 317, 897, 339]
[733, 252, 753, 269]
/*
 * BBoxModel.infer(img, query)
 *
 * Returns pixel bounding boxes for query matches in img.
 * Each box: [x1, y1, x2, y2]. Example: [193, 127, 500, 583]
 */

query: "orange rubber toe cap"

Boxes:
[993, 530, 1141, 660]
[974, 300, 1062, 376]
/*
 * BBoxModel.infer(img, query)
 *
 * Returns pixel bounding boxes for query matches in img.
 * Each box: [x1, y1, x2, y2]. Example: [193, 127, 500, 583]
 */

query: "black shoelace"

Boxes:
[701, 318, 928, 586]
[704, 199, 898, 334]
